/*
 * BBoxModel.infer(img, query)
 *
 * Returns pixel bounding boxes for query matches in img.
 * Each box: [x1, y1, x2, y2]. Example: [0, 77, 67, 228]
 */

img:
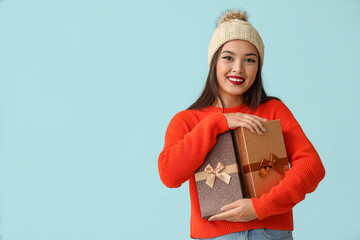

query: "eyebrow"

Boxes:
[221, 50, 258, 58]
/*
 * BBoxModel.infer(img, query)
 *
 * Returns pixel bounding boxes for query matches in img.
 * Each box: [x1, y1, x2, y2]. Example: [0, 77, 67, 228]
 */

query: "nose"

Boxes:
[232, 60, 244, 74]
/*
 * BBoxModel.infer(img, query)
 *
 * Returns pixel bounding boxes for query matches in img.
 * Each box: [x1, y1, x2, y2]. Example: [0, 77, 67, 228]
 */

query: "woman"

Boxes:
[158, 10, 325, 240]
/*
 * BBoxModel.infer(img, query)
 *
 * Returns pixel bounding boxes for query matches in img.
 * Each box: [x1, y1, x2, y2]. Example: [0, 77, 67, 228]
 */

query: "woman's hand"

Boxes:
[208, 198, 258, 222]
[223, 113, 268, 135]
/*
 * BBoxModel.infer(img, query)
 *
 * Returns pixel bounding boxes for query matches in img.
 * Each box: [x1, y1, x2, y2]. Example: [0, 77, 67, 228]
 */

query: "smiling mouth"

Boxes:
[227, 76, 245, 85]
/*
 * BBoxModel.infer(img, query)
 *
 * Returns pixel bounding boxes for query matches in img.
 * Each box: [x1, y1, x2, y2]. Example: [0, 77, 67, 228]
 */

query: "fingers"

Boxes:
[253, 115, 268, 122]
[251, 116, 269, 130]
[242, 118, 264, 135]
[241, 115, 267, 135]
[208, 199, 258, 222]
[221, 199, 243, 212]
[223, 113, 269, 133]
[208, 207, 248, 222]
[208, 208, 239, 221]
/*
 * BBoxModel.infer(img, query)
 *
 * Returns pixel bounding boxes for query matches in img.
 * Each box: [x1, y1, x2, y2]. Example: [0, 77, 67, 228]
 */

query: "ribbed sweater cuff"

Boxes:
[252, 197, 272, 220]
[210, 112, 230, 134]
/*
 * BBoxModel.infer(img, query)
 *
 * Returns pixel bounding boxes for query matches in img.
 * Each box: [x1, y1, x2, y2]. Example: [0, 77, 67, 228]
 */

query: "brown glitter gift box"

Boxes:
[194, 130, 244, 219]
[232, 120, 289, 198]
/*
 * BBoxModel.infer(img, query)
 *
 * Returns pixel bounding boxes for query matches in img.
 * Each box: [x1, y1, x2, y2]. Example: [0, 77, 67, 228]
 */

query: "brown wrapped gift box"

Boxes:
[233, 120, 289, 198]
[194, 130, 244, 219]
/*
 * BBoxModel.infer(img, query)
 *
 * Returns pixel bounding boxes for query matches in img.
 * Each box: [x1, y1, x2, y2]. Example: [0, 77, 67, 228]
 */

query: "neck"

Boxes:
[213, 95, 244, 108]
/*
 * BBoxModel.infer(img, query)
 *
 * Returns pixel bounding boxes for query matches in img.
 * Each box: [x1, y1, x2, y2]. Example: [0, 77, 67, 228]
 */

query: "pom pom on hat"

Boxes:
[217, 10, 248, 26]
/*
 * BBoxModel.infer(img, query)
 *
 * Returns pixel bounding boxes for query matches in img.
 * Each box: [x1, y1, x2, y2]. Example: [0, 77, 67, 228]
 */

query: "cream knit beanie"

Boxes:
[208, 10, 264, 69]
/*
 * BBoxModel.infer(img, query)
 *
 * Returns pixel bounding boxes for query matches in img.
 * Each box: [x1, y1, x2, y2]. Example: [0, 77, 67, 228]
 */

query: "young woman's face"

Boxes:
[216, 40, 259, 104]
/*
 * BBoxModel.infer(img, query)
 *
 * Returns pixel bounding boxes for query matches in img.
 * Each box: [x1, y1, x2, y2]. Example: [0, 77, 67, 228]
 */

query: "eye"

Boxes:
[222, 56, 233, 61]
[245, 59, 256, 63]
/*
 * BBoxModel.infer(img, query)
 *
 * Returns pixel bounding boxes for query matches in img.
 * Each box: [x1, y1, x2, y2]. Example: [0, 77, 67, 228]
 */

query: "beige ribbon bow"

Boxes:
[203, 162, 231, 188]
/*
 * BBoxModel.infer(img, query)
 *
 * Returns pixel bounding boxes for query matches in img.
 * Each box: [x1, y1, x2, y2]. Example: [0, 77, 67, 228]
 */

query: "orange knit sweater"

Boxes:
[158, 99, 325, 239]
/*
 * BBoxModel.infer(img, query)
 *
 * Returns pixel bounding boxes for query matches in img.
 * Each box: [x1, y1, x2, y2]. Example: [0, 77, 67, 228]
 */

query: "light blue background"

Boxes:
[0, 0, 359, 239]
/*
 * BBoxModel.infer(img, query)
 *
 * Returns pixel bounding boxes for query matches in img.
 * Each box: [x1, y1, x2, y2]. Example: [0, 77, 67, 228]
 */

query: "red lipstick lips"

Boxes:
[227, 76, 245, 85]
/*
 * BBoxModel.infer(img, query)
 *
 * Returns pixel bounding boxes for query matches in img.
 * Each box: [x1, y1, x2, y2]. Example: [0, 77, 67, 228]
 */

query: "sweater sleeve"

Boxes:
[252, 102, 326, 219]
[158, 111, 229, 188]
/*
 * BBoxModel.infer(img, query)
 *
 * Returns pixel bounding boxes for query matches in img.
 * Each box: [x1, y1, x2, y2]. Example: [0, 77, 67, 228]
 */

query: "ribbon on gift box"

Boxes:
[194, 162, 239, 188]
[243, 153, 288, 181]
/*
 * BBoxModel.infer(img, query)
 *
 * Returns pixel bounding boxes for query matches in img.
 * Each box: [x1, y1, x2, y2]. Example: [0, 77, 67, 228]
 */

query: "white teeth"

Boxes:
[227, 77, 244, 82]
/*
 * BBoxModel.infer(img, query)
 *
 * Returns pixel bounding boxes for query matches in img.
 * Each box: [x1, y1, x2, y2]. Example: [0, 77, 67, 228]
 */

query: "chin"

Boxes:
[227, 88, 248, 96]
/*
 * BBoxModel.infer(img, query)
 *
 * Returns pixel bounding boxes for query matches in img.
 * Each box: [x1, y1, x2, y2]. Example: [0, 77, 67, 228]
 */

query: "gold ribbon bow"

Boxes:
[258, 153, 287, 181]
[242, 153, 288, 181]
[195, 162, 238, 188]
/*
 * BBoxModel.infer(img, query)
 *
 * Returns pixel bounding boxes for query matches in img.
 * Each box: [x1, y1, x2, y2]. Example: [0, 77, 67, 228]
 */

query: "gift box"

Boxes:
[194, 130, 244, 219]
[232, 120, 289, 198]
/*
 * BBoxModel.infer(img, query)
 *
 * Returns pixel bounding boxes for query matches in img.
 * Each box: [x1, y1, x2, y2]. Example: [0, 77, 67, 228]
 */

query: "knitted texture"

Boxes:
[208, 11, 264, 68]
[158, 99, 325, 239]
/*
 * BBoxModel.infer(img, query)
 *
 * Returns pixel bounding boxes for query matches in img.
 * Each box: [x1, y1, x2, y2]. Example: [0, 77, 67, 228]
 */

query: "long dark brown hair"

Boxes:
[187, 44, 280, 112]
